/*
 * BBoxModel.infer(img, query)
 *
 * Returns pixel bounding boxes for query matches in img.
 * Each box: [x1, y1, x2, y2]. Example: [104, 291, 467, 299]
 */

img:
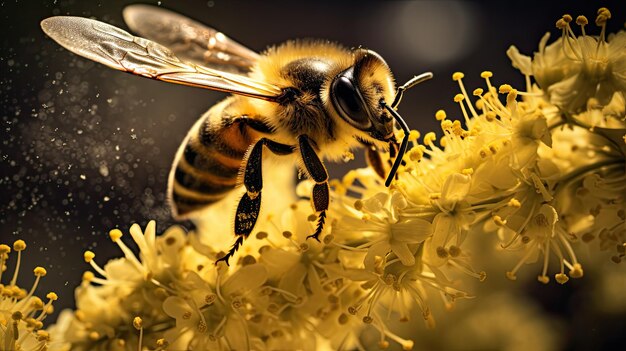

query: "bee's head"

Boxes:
[329, 48, 433, 187]
[330, 48, 396, 142]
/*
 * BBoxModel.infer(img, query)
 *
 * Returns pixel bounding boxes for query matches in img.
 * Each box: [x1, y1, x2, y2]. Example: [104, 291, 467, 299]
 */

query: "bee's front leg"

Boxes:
[215, 137, 293, 266]
[298, 135, 329, 242]
[365, 144, 386, 180]
[360, 140, 399, 181]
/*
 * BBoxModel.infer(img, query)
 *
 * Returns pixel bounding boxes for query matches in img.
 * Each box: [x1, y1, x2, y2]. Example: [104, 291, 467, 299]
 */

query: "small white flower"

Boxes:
[163, 263, 268, 350]
[333, 191, 432, 268]
[508, 10, 626, 114]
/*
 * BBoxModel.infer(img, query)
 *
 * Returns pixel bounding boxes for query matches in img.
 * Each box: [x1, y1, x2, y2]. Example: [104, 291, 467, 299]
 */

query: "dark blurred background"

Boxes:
[1, 0, 624, 349]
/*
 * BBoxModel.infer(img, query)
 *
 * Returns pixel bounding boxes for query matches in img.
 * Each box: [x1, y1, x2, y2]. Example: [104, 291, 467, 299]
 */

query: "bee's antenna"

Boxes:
[381, 72, 433, 186]
[382, 102, 410, 187]
[391, 72, 434, 109]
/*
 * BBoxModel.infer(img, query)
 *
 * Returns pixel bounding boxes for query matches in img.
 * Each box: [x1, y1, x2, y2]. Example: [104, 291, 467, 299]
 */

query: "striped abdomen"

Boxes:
[169, 98, 273, 218]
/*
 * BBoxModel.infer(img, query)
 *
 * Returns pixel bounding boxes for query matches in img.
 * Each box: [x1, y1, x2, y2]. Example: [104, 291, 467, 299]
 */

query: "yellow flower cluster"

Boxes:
[43, 8, 624, 351]
[0, 240, 55, 351]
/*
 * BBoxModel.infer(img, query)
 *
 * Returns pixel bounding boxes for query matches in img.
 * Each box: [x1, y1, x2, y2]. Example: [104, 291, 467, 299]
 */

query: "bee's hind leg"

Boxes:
[215, 137, 293, 266]
[298, 135, 330, 242]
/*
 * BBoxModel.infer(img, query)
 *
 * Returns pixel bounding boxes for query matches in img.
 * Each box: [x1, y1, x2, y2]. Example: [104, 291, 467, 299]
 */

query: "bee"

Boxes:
[41, 5, 432, 265]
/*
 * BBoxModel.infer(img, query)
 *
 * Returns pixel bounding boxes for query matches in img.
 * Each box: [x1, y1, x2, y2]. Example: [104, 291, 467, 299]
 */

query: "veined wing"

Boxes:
[40, 16, 283, 101]
[123, 4, 259, 73]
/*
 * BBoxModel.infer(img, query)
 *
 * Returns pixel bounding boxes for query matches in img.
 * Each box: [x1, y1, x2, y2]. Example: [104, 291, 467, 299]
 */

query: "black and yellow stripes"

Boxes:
[169, 105, 274, 218]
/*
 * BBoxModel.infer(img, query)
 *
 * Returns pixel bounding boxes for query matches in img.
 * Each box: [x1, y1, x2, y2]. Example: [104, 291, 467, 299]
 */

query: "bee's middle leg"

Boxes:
[216, 137, 293, 265]
[298, 135, 330, 242]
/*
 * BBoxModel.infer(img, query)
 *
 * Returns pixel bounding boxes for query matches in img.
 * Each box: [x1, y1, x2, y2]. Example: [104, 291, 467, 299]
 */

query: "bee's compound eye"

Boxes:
[331, 74, 371, 129]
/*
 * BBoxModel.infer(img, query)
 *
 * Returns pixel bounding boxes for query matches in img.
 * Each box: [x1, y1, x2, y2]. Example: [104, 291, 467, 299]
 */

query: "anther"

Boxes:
[435, 110, 446, 121]
[338, 313, 349, 325]
[498, 84, 512, 94]
[46, 292, 58, 301]
[488, 142, 499, 154]
[31, 297, 44, 309]
[576, 15, 588, 26]
[441, 119, 453, 130]
[454, 93, 465, 102]
[408, 130, 421, 142]
[475, 99, 485, 110]
[37, 330, 50, 341]
[555, 273, 569, 284]
[479, 148, 489, 159]
[109, 228, 123, 242]
[452, 72, 465, 81]
[508, 198, 521, 208]
[581, 233, 595, 243]
[354, 200, 363, 211]
[133, 316, 143, 330]
[205, 293, 216, 305]
[82, 271, 95, 282]
[241, 255, 257, 266]
[423, 132, 437, 145]
[34, 267, 47, 277]
[408, 148, 423, 162]
[13, 240, 26, 251]
[12, 311, 23, 320]
[84, 251, 95, 263]
[485, 111, 496, 122]
[569, 263, 584, 278]
[595, 14, 608, 26]
[448, 245, 461, 257]
[597, 7, 611, 19]
[480, 71, 493, 78]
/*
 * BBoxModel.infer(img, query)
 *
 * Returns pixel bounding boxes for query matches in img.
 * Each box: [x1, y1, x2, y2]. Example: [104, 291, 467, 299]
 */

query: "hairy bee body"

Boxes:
[171, 41, 391, 218]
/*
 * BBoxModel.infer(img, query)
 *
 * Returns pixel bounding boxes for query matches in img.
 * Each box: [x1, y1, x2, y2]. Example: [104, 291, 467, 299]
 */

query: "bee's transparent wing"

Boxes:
[41, 16, 283, 101]
[123, 4, 259, 73]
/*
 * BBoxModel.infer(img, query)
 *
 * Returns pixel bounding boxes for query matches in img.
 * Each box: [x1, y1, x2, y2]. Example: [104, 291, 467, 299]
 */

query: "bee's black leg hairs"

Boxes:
[215, 137, 294, 265]
[298, 135, 330, 242]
